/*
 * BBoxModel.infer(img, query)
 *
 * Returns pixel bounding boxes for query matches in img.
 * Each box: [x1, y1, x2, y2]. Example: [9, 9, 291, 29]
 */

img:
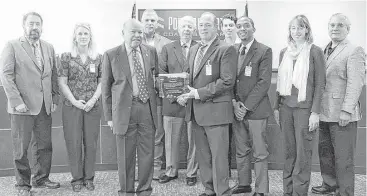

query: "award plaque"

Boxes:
[158, 72, 189, 98]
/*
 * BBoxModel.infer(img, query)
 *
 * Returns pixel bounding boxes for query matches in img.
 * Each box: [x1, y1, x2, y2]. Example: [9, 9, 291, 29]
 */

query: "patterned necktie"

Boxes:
[132, 49, 149, 103]
[239, 45, 246, 56]
[238, 45, 247, 74]
[193, 43, 207, 76]
[32, 43, 43, 71]
[182, 44, 188, 59]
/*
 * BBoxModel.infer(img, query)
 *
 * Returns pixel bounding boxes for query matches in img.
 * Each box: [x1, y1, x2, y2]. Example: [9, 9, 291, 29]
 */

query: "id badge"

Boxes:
[205, 60, 212, 76]
[90, 64, 96, 73]
[244, 66, 252, 77]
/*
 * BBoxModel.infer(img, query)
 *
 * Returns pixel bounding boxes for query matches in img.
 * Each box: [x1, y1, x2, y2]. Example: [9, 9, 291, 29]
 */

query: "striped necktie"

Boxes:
[132, 49, 149, 103]
[193, 43, 207, 76]
[32, 43, 43, 71]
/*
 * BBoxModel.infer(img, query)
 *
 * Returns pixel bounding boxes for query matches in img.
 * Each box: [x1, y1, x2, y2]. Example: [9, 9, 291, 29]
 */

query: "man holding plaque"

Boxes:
[177, 12, 237, 196]
[158, 16, 199, 186]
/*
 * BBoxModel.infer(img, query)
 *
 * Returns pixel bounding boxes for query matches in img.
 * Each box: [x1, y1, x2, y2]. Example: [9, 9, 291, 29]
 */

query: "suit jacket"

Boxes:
[320, 39, 366, 122]
[185, 37, 237, 126]
[0, 36, 59, 115]
[101, 43, 159, 135]
[160, 40, 197, 118]
[274, 44, 326, 114]
[234, 39, 273, 120]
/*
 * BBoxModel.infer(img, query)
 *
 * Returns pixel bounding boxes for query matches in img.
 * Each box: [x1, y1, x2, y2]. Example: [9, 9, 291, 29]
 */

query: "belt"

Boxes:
[132, 96, 149, 103]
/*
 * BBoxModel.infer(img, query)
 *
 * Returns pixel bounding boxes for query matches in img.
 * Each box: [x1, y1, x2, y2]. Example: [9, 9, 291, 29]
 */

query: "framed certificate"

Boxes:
[158, 72, 189, 98]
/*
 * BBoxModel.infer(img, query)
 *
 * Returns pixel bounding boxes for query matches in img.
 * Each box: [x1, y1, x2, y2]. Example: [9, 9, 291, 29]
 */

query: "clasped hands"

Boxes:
[72, 97, 97, 112]
[176, 86, 196, 106]
[233, 100, 247, 121]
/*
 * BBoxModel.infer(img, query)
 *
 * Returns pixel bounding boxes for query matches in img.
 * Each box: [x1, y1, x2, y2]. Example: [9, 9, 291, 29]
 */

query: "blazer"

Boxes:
[234, 39, 273, 120]
[0, 36, 59, 115]
[185, 37, 237, 126]
[274, 44, 326, 114]
[101, 43, 159, 135]
[320, 39, 366, 122]
[160, 40, 197, 118]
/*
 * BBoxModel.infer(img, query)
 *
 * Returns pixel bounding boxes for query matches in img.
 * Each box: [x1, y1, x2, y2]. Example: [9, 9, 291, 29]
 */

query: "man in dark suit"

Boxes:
[158, 15, 198, 186]
[311, 13, 366, 196]
[140, 9, 172, 179]
[230, 16, 272, 196]
[101, 19, 158, 196]
[177, 12, 237, 196]
[0, 12, 60, 196]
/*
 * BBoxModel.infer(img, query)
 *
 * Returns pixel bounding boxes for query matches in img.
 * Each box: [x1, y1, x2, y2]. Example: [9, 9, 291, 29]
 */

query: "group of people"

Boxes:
[0, 8, 364, 196]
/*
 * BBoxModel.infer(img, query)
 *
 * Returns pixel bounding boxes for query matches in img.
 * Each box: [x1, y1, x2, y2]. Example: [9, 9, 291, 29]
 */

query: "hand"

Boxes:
[107, 121, 113, 130]
[176, 95, 188, 106]
[339, 111, 351, 127]
[72, 100, 86, 110]
[309, 112, 319, 132]
[84, 98, 97, 112]
[51, 104, 58, 113]
[233, 101, 247, 121]
[15, 104, 28, 113]
[274, 109, 280, 126]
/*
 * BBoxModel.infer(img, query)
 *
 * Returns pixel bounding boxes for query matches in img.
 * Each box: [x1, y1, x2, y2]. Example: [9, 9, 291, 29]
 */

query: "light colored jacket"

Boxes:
[320, 39, 366, 122]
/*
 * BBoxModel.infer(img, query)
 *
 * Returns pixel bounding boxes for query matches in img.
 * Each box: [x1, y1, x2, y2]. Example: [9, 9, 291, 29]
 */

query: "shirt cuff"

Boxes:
[193, 89, 200, 99]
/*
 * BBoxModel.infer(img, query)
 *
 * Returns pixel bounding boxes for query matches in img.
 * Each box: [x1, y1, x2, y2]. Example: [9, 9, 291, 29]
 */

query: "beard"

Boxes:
[27, 29, 41, 41]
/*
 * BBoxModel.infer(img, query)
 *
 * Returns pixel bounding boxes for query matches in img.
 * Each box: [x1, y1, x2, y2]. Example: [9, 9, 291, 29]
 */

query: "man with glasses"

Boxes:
[311, 13, 365, 196]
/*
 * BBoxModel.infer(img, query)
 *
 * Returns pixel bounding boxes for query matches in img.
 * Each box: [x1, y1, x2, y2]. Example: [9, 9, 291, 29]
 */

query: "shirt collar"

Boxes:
[200, 36, 217, 47]
[240, 38, 255, 51]
[26, 37, 40, 47]
[181, 40, 191, 48]
[124, 42, 141, 56]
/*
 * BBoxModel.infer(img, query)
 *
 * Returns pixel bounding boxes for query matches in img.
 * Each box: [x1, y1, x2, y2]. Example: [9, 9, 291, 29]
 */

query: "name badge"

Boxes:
[244, 62, 252, 77]
[90, 64, 96, 73]
[206, 60, 212, 76]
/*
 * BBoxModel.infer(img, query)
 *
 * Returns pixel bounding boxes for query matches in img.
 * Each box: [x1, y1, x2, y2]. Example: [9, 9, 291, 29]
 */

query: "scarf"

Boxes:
[277, 42, 312, 102]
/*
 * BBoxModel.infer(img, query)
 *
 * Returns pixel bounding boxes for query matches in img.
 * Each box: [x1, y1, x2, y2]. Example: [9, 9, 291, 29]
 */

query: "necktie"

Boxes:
[132, 49, 149, 103]
[32, 43, 43, 71]
[239, 45, 246, 56]
[193, 44, 207, 76]
[182, 44, 188, 59]
[238, 45, 247, 74]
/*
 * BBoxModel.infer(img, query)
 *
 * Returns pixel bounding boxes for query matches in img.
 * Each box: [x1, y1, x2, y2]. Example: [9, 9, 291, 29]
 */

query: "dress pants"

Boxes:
[153, 105, 164, 177]
[232, 118, 269, 193]
[116, 99, 155, 196]
[319, 121, 357, 196]
[10, 102, 52, 190]
[62, 105, 101, 185]
[163, 117, 198, 177]
[193, 119, 230, 196]
[279, 104, 315, 196]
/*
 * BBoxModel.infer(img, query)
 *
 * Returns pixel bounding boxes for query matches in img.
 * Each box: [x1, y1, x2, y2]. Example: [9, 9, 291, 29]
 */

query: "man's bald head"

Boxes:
[122, 19, 143, 48]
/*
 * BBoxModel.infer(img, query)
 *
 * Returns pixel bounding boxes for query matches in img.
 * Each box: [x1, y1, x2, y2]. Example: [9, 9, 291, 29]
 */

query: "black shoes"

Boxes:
[186, 177, 197, 186]
[158, 174, 178, 183]
[231, 185, 252, 194]
[85, 181, 95, 191]
[72, 184, 82, 192]
[311, 185, 337, 194]
[198, 193, 216, 196]
[253, 192, 265, 196]
[32, 179, 60, 189]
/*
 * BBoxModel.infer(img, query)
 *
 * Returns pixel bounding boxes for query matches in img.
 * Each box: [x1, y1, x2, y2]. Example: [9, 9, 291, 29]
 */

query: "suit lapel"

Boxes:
[173, 41, 186, 71]
[186, 40, 197, 72]
[140, 44, 151, 78]
[20, 37, 41, 72]
[238, 40, 257, 76]
[39, 40, 48, 74]
[117, 44, 133, 87]
[189, 44, 199, 82]
[326, 40, 348, 69]
[194, 38, 219, 79]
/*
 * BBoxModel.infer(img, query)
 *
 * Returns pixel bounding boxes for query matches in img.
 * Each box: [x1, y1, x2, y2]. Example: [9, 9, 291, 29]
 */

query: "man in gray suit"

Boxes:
[158, 16, 198, 186]
[140, 9, 172, 179]
[101, 19, 158, 196]
[0, 12, 60, 196]
[231, 16, 273, 196]
[311, 13, 366, 196]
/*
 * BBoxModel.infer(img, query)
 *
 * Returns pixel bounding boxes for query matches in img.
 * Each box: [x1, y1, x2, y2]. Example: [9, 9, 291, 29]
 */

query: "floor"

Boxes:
[0, 170, 365, 196]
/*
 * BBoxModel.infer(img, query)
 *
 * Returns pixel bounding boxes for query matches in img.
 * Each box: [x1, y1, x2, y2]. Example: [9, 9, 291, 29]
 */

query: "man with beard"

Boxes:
[0, 12, 60, 196]
[140, 9, 172, 180]
[177, 12, 237, 196]
[101, 19, 158, 196]
[158, 16, 198, 186]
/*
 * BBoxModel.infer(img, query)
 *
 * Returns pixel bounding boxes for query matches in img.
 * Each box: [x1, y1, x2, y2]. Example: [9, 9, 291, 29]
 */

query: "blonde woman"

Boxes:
[58, 23, 102, 192]
[273, 15, 326, 196]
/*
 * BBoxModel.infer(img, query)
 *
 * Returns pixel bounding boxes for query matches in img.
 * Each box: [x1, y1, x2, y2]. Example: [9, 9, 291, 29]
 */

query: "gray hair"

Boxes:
[329, 13, 351, 31]
[23, 12, 43, 25]
[179, 16, 196, 29]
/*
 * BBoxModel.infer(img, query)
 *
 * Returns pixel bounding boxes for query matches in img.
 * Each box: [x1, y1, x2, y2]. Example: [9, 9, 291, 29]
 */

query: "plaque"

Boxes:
[158, 72, 189, 98]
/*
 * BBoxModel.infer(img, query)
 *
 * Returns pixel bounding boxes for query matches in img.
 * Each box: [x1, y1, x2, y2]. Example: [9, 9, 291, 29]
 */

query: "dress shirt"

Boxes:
[125, 43, 145, 96]
[181, 40, 191, 58]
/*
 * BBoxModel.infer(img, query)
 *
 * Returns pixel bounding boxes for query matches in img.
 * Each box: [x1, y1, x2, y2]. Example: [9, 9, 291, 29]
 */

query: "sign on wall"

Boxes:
[138, 9, 236, 41]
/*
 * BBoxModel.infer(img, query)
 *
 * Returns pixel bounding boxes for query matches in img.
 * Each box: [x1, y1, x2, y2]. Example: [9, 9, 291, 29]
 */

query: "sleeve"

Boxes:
[101, 52, 114, 121]
[310, 46, 326, 114]
[244, 47, 273, 111]
[159, 45, 169, 74]
[58, 53, 70, 77]
[97, 54, 102, 78]
[273, 49, 285, 110]
[50, 45, 60, 105]
[197, 45, 237, 101]
[341, 46, 366, 114]
[0, 42, 25, 107]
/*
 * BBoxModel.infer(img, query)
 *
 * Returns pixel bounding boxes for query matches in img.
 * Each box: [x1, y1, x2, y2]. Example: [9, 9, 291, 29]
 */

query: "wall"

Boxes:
[0, 0, 365, 176]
